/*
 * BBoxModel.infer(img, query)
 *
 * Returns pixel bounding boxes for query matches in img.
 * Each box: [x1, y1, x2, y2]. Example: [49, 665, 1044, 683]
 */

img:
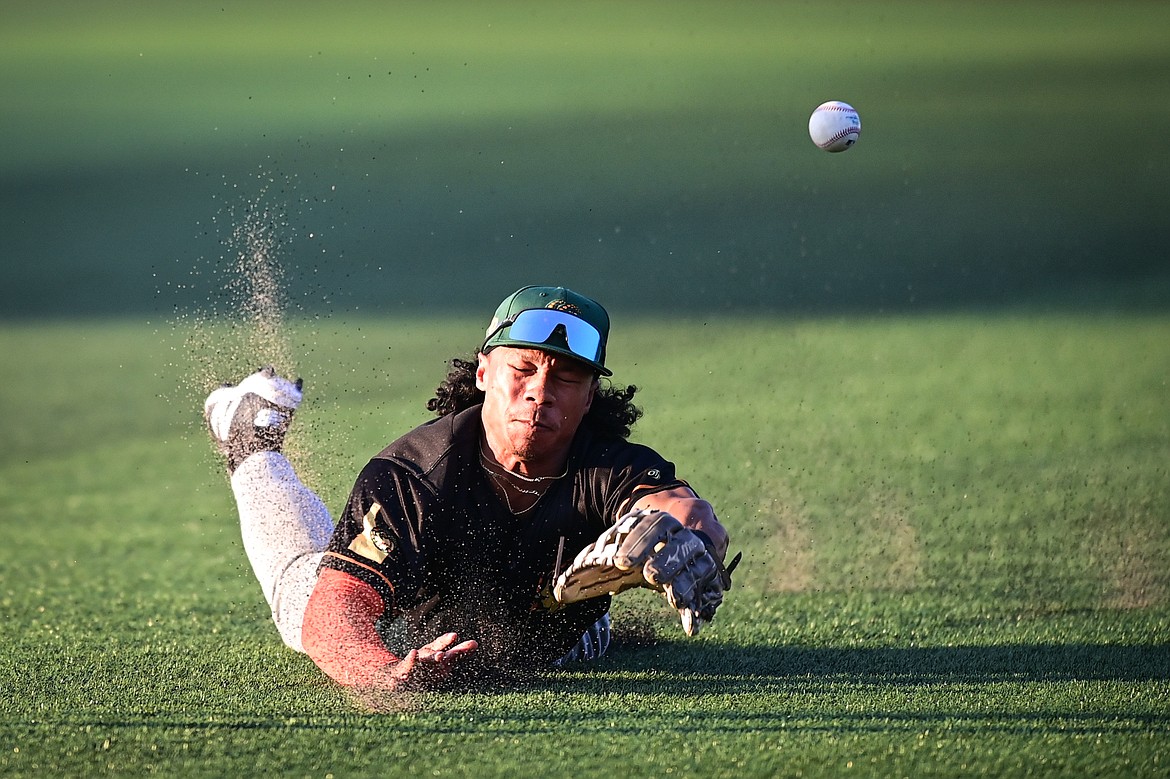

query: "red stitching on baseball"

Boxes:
[818, 127, 860, 147]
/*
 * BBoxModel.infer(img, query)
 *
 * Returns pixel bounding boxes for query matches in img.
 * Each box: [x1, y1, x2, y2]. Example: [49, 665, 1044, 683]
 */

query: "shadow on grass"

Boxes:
[323, 642, 1170, 737]
[580, 641, 1170, 688]
[474, 642, 1170, 736]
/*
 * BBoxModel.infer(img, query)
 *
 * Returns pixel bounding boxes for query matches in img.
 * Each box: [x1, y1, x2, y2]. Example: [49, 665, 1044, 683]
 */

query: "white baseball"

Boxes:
[808, 100, 861, 152]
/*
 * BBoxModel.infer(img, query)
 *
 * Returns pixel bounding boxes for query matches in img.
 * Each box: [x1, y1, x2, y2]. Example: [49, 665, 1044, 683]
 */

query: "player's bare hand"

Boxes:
[379, 632, 478, 691]
[413, 632, 479, 672]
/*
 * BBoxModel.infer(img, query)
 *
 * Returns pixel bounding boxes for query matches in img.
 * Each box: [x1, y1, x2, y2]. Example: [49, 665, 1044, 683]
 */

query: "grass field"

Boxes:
[2, 315, 1168, 776]
[2, 1, 1169, 777]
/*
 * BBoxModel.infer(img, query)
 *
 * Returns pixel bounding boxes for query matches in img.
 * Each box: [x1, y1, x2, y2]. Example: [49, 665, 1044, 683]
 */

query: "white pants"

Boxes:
[230, 451, 334, 653]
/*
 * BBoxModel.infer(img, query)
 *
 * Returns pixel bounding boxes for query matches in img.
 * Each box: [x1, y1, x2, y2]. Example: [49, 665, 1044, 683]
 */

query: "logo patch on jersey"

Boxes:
[348, 502, 395, 564]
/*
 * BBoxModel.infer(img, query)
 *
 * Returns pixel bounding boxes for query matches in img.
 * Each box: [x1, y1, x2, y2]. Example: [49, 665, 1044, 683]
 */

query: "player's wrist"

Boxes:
[362, 656, 408, 690]
[691, 529, 724, 563]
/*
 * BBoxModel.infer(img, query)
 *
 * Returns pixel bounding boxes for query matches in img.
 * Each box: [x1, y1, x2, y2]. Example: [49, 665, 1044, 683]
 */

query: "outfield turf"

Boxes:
[2, 1, 1169, 777]
[1, 316, 1168, 776]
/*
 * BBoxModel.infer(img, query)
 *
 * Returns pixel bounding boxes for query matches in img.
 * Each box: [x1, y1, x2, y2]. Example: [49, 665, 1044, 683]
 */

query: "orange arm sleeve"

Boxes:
[300, 567, 401, 687]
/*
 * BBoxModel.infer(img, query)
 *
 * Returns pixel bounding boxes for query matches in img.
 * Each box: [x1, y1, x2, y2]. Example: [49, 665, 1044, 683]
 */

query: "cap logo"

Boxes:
[547, 300, 581, 316]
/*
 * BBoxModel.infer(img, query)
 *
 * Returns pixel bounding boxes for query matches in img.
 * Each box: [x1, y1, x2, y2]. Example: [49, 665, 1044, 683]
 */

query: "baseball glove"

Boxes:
[552, 509, 740, 636]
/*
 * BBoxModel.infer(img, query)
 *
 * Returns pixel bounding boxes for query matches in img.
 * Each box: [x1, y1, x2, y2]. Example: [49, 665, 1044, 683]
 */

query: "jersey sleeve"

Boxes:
[584, 439, 689, 524]
[319, 457, 429, 618]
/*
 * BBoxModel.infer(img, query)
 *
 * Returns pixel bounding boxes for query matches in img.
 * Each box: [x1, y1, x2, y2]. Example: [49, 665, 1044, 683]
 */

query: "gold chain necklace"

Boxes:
[484, 468, 548, 515]
[478, 438, 566, 515]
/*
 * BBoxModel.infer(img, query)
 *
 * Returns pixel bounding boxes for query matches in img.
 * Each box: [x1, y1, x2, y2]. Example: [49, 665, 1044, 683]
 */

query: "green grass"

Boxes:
[2, 1, 1169, 316]
[2, 1, 1169, 776]
[1, 315, 1168, 777]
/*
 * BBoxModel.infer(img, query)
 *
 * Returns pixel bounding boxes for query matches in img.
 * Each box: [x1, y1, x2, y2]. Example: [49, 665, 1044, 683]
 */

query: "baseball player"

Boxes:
[205, 285, 737, 690]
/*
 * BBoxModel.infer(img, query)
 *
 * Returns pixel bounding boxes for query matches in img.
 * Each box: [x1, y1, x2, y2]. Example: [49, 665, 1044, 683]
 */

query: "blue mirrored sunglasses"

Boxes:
[484, 308, 604, 365]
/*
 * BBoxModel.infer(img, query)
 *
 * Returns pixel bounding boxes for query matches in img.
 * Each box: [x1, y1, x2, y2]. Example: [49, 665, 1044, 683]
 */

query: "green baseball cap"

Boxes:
[481, 286, 612, 376]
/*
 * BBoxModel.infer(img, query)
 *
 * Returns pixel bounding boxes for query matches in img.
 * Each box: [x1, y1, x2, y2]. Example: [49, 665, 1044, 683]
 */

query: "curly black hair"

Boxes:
[426, 354, 643, 440]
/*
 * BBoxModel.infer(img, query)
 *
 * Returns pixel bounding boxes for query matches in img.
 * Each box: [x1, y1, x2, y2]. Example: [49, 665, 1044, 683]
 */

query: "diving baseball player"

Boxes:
[205, 285, 738, 690]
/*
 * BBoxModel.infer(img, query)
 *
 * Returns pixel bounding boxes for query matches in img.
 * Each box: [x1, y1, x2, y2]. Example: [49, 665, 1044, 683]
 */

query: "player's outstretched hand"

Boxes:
[378, 632, 479, 692]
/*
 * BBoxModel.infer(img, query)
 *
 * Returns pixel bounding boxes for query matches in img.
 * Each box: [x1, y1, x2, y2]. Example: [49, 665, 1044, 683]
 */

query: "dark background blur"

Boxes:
[2, 2, 1167, 320]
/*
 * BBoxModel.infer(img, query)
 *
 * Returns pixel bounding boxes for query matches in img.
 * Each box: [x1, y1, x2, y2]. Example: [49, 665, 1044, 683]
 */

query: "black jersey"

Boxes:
[320, 404, 686, 673]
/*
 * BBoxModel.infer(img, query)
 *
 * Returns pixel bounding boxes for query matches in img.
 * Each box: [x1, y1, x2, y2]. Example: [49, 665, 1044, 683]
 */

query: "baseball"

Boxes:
[808, 100, 861, 152]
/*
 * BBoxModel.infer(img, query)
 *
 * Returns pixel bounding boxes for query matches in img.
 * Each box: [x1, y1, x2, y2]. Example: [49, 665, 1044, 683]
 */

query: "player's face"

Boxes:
[476, 347, 597, 472]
